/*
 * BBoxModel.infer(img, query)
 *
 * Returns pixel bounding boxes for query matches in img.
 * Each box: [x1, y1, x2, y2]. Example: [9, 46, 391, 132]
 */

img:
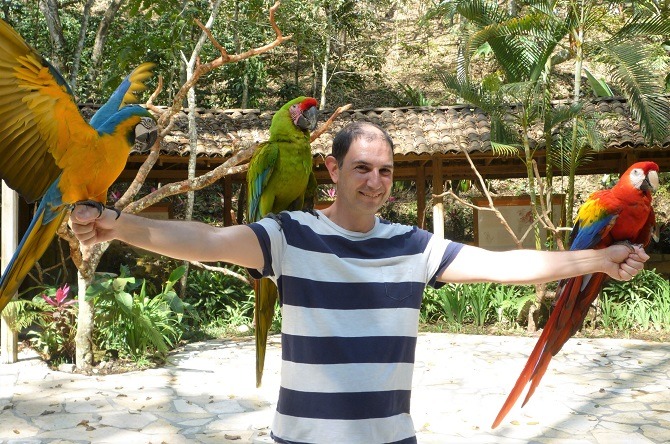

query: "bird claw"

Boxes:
[615, 240, 641, 253]
[72, 200, 121, 220]
[303, 209, 320, 218]
[265, 212, 283, 230]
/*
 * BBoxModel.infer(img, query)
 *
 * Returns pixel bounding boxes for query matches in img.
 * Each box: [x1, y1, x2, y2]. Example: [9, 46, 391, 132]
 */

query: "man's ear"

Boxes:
[325, 155, 339, 184]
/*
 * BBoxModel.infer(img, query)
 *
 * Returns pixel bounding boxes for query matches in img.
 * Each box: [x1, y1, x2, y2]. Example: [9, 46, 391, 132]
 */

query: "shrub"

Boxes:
[599, 268, 670, 332]
[88, 266, 191, 361]
[184, 264, 255, 334]
[6, 284, 78, 364]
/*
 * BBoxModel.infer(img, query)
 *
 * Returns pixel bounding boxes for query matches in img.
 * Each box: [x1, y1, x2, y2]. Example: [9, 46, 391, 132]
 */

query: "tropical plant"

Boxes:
[88, 266, 191, 361]
[436, 0, 670, 224]
[599, 268, 670, 332]
[5, 284, 78, 364]
[184, 264, 255, 332]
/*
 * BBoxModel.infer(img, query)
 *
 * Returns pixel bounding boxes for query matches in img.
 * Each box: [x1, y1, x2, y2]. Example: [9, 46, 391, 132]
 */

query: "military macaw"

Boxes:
[492, 161, 659, 429]
[0, 18, 158, 313]
[247, 96, 319, 386]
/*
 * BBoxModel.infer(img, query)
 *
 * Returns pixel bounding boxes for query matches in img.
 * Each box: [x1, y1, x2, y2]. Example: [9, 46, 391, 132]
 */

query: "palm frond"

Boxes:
[490, 141, 521, 156]
[599, 41, 670, 142]
[456, 0, 510, 27]
[439, 73, 521, 147]
[548, 103, 584, 128]
[612, 13, 670, 43]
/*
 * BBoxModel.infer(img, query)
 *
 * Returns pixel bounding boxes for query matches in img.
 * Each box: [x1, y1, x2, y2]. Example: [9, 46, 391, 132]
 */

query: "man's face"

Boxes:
[331, 132, 394, 216]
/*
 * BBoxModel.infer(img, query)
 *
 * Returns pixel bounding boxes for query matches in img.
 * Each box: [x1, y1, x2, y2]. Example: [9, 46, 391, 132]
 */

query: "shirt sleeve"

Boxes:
[429, 240, 465, 288]
[245, 214, 288, 281]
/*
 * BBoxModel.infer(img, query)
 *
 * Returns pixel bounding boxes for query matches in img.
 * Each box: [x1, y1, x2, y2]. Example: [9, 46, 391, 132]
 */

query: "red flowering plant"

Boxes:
[29, 284, 78, 364]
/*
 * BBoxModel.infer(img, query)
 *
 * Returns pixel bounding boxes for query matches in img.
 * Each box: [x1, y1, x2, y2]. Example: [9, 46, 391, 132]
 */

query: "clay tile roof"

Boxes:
[80, 96, 670, 159]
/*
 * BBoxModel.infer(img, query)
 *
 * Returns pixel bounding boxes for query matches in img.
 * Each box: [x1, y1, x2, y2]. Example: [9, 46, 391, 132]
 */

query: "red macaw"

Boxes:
[492, 161, 659, 429]
[247, 96, 319, 386]
[0, 18, 157, 313]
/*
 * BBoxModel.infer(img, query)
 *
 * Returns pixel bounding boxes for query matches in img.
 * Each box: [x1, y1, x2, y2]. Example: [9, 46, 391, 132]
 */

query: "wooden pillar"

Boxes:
[431, 158, 445, 238]
[223, 177, 233, 226]
[416, 164, 426, 229]
[1, 181, 18, 363]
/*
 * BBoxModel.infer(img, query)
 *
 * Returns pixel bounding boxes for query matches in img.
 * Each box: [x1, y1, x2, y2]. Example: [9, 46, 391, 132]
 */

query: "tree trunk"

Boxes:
[74, 244, 106, 370]
[70, 0, 96, 96]
[75, 271, 94, 370]
[320, 38, 329, 110]
[38, 0, 66, 74]
[89, 0, 125, 93]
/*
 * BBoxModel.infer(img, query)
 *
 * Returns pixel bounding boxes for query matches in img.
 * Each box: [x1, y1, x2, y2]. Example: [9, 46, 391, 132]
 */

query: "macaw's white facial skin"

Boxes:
[322, 125, 394, 233]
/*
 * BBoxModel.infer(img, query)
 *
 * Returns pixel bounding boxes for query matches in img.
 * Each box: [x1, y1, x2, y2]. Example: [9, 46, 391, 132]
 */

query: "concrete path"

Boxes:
[1, 333, 669, 443]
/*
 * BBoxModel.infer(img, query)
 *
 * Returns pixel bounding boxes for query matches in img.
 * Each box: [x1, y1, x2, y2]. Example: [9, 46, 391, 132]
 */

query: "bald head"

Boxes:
[331, 122, 394, 167]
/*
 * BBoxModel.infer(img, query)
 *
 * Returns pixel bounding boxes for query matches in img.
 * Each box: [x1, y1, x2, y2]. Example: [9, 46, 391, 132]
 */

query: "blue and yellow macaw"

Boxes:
[0, 18, 158, 313]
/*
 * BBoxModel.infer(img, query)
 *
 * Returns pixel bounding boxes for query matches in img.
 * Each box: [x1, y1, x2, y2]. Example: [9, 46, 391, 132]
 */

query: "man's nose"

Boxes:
[367, 170, 382, 188]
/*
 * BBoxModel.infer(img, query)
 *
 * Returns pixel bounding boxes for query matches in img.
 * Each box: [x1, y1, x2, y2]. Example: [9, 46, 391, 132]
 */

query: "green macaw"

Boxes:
[247, 96, 319, 387]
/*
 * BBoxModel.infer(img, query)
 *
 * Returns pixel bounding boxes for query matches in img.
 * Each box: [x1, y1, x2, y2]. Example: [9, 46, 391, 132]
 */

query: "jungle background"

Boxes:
[1, 0, 670, 371]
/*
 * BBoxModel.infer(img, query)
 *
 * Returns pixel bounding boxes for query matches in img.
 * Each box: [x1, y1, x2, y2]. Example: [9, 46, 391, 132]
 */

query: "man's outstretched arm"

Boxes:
[69, 205, 264, 270]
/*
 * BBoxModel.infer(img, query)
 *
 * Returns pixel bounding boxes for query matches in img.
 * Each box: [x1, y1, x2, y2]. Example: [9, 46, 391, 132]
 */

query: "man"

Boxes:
[70, 121, 648, 444]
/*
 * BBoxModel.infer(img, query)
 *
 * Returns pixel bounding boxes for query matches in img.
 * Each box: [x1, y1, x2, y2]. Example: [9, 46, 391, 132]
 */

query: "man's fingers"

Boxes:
[71, 204, 101, 224]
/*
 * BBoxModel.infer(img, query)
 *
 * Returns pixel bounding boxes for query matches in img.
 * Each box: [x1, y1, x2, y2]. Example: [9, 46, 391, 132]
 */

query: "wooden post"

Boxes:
[416, 164, 426, 229]
[223, 177, 233, 226]
[431, 158, 445, 238]
[1, 181, 18, 363]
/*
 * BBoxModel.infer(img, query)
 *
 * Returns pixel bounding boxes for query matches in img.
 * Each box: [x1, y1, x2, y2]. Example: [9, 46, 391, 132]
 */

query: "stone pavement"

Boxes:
[1, 333, 670, 444]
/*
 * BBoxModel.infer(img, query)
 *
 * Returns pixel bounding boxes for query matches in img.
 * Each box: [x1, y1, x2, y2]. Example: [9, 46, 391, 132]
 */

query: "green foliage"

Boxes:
[422, 282, 535, 328]
[395, 83, 434, 106]
[599, 269, 670, 332]
[6, 284, 78, 363]
[184, 265, 254, 333]
[88, 266, 190, 361]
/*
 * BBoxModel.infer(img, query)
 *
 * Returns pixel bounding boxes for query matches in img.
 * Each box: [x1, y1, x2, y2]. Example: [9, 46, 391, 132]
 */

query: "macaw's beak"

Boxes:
[135, 116, 158, 152]
[642, 170, 659, 192]
[296, 105, 318, 132]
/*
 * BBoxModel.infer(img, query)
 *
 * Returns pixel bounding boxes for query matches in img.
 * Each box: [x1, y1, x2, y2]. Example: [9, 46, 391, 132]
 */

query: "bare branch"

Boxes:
[311, 104, 352, 142]
[146, 75, 163, 107]
[158, 1, 291, 129]
[458, 145, 523, 249]
[190, 261, 250, 285]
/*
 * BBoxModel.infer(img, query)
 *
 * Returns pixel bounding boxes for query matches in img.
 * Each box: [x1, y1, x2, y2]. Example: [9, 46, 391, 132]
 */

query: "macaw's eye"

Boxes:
[135, 116, 157, 150]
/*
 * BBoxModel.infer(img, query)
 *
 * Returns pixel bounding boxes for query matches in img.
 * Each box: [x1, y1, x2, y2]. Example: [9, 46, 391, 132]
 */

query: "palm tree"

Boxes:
[438, 0, 670, 226]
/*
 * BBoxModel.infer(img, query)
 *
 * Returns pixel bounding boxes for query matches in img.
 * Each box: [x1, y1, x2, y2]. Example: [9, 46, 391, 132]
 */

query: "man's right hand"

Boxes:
[69, 205, 119, 246]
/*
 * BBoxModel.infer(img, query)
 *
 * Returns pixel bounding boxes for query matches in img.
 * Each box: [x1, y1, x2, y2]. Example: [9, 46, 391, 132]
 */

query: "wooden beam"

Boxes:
[1, 181, 18, 364]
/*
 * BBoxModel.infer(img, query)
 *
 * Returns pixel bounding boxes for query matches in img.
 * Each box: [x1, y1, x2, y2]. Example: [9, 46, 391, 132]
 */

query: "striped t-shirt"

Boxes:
[248, 210, 463, 444]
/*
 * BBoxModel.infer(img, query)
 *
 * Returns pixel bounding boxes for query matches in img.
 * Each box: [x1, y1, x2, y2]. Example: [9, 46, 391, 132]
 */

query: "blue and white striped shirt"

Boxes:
[248, 210, 463, 444]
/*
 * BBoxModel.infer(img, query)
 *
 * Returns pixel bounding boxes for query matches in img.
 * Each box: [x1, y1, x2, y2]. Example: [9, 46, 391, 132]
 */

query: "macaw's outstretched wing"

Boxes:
[89, 62, 155, 129]
[247, 141, 278, 222]
[0, 18, 97, 203]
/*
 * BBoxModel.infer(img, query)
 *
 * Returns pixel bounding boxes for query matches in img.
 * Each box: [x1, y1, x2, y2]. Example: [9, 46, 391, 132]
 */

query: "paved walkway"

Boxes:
[1, 333, 669, 443]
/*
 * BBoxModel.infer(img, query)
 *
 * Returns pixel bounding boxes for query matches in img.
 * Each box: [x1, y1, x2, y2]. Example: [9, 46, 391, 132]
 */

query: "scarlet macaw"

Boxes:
[247, 96, 319, 386]
[0, 18, 157, 313]
[492, 161, 659, 428]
